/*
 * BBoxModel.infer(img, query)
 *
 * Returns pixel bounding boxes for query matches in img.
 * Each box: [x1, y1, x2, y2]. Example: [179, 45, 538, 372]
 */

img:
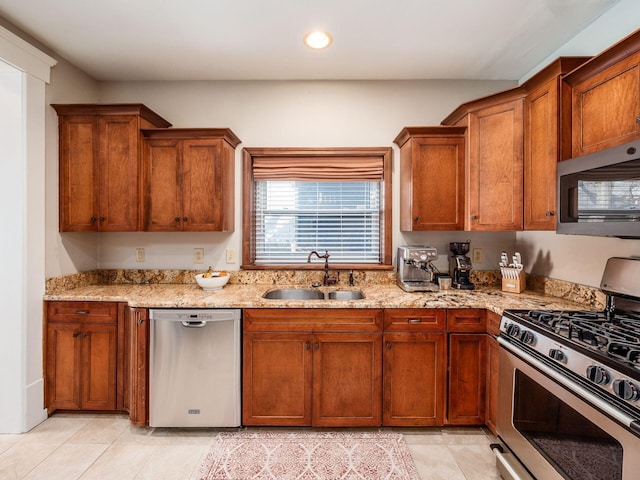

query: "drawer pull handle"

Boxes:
[408, 319, 422, 324]
[137, 318, 145, 325]
[545, 211, 555, 217]
[75, 310, 90, 315]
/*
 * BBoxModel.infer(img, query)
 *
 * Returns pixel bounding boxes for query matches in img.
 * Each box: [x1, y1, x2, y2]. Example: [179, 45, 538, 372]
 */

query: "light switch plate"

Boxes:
[193, 248, 205, 264]
[472, 248, 482, 264]
[226, 248, 236, 264]
[135, 248, 145, 262]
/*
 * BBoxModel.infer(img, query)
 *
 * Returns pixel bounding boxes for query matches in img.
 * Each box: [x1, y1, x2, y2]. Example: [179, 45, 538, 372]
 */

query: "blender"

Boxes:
[449, 241, 475, 290]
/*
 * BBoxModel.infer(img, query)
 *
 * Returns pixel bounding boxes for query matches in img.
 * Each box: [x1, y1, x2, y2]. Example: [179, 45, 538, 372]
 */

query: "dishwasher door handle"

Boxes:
[181, 321, 207, 328]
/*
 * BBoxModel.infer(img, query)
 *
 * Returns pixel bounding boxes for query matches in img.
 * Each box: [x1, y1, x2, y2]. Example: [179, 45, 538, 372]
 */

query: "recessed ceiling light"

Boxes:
[304, 31, 333, 49]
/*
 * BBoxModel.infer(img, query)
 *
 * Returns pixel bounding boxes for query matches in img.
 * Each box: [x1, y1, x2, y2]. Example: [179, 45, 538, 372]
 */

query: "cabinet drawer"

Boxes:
[447, 308, 486, 332]
[47, 301, 118, 324]
[243, 309, 383, 332]
[383, 309, 446, 331]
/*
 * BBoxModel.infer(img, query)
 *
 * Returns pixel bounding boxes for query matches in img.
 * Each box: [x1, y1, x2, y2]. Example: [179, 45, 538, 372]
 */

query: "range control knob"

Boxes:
[586, 365, 610, 385]
[519, 330, 535, 345]
[506, 324, 520, 337]
[613, 379, 640, 401]
[549, 349, 565, 361]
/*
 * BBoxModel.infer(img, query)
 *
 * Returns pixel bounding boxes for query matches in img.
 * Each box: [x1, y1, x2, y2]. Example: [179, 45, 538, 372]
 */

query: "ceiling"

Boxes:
[0, 0, 621, 81]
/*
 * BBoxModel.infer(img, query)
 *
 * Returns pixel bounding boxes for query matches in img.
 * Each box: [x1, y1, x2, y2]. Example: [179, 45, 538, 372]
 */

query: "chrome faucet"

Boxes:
[307, 250, 338, 286]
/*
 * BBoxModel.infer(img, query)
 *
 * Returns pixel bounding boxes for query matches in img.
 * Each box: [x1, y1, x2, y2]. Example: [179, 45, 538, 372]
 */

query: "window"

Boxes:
[242, 148, 392, 268]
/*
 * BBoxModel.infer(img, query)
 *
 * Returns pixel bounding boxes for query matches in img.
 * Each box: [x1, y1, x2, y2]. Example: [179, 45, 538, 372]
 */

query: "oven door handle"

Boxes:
[498, 337, 640, 432]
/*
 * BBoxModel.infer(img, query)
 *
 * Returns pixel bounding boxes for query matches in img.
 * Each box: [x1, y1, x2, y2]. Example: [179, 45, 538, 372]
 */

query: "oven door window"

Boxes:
[513, 370, 623, 480]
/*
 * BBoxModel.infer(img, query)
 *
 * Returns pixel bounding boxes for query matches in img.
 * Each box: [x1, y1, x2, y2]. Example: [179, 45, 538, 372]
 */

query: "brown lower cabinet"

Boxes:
[242, 309, 383, 427]
[382, 309, 447, 426]
[447, 308, 488, 425]
[45, 301, 123, 412]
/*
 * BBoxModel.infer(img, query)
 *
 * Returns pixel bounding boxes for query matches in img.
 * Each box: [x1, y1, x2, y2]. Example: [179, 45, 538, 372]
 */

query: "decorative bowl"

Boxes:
[195, 272, 230, 291]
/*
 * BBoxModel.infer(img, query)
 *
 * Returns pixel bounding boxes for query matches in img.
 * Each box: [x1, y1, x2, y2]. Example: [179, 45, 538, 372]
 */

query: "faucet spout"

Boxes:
[307, 250, 336, 286]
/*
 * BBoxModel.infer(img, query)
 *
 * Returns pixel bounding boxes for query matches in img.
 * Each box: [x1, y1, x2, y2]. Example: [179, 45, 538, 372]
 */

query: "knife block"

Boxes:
[502, 271, 526, 293]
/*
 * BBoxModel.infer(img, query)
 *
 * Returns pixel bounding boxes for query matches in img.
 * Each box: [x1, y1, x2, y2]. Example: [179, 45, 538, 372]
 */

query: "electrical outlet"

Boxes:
[193, 248, 205, 264]
[226, 248, 236, 264]
[135, 248, 145, 262]
[472, 248, 482, 264]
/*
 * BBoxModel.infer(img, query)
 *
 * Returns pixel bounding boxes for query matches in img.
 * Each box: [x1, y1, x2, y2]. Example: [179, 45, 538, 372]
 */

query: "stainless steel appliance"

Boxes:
[396, 245, 439, 292]
[558, 139, 640, 239]
[492, 257, 640, 480]
[149, 309, 241, 427]
[449, 241, 475, 290]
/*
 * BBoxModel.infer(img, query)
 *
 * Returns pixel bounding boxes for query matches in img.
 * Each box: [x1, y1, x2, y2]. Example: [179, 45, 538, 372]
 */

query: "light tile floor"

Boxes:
[0, 414, 501, 479]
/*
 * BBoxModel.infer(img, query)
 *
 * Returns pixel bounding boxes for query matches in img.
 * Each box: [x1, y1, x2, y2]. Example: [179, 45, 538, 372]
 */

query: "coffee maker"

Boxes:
[449, 241, 475, 290]
[396, 246, 439, 292]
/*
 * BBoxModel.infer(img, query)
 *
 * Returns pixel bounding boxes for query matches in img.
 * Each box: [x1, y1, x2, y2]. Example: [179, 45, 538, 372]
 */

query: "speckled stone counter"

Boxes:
[43, 282, 597, 315]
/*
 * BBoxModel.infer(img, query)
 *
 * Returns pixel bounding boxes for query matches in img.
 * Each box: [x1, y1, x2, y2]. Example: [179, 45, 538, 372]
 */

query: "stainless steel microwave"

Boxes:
[558, 140, 640, 239]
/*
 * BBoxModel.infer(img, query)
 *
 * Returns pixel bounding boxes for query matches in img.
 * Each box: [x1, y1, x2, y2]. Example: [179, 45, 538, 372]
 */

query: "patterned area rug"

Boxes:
[197, 431, 420, 480]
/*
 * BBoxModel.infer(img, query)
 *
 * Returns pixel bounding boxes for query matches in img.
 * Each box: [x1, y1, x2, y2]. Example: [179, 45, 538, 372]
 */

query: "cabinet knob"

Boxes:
[386, 342, 392, 350]
[471, 215, 478, 220]
[305, 342, 310, 350]
[314, 343, 320, 351]
[90, 216, 97, 223]
[175, 217, 180, 223]
[413, 216, 419, 222]
[137, 317, 144, 325]
[72, 332, 80, 338]
[545, 211, 555, 217]
[99, 216, 105, 222]
[183, 217, 188, 222]
[636, 116, 640, 124]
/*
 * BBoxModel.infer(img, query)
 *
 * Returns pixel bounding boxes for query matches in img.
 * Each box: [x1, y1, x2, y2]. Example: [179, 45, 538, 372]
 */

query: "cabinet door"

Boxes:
[182, 139, 225, 231]
[448, 333, 486, 425]
[468, 99, 524, 230]
[128, 307, 149, 426]
[383, 332, 446, 426]
[400, 136, 465, 231]
[143, 138, 184, 231]
[485, 334, 499, 435]
[81, 324, 118, 410]
[524, 78, 559, 229]
[243, 332, 313, 426]
[312, 333, 382, 427]
[46, 322, 83, 410]
[98, 115, 141, 231]
[58, 115, 99, 232]
[571, 51, 640, 157]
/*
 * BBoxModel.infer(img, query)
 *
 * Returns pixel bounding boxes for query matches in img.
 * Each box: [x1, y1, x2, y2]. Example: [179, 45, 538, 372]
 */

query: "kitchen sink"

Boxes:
[262, 288, 365, 301]
[326, 290, 365, 300]
[262, 288, 325, 300]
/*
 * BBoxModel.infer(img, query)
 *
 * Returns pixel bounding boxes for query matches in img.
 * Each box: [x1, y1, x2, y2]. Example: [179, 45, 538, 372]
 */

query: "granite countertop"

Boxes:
[43, 283, 591, 315]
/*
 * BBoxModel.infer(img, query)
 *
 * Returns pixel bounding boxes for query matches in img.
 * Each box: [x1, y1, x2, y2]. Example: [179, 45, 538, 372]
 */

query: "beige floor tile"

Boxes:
[0, 443, 59, 480]
[67, 416, 130, 444]
[396, 429, 445, 445]
[135, 444, 208, 480]
[408, 444, 466, 480]
[441, 427, 492, 445]
[0, 434, 22, 444]
[448, 444, 501, 480]
[18, 416, 89, 444]
[23, 443, 108, 480]
[0, 443, 14, 455]
[79, 444, 155, 480]
[115, 426, 214, 446]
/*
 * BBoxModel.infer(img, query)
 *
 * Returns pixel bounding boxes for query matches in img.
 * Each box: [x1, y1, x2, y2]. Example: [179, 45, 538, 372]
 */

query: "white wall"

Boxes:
[516, 0, 640, 287]
[96, 79, 517, 273]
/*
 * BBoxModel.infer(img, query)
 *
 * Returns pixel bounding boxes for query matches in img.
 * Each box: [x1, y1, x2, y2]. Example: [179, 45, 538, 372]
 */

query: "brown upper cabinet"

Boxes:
[53, 104, 171, 232]
[443, 91, 525, 231]
[394, 127, 466, 231]
[562, 29, 640, 159]
[141, 129, 240, 232]
[523, 57, 590, 229]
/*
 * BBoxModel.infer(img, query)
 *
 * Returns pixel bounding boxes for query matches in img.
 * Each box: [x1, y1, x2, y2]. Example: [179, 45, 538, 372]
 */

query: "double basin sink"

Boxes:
[263, 288, 365, 301]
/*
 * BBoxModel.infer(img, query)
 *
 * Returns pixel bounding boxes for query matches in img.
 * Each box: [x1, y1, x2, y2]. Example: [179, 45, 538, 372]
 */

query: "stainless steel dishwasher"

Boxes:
[148, 309, 241, 427]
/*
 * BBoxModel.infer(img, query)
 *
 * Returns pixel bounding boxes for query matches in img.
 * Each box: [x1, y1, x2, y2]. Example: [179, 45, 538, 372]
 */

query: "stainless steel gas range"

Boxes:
[492, 257, 640, 480]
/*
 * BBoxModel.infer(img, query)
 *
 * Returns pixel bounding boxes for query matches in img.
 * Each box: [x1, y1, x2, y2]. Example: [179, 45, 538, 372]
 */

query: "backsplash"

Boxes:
[45, 268, 605, 309]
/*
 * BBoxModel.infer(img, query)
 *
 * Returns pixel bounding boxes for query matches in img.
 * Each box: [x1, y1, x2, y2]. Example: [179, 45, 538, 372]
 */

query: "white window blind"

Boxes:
[255, 180, 381, 264]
